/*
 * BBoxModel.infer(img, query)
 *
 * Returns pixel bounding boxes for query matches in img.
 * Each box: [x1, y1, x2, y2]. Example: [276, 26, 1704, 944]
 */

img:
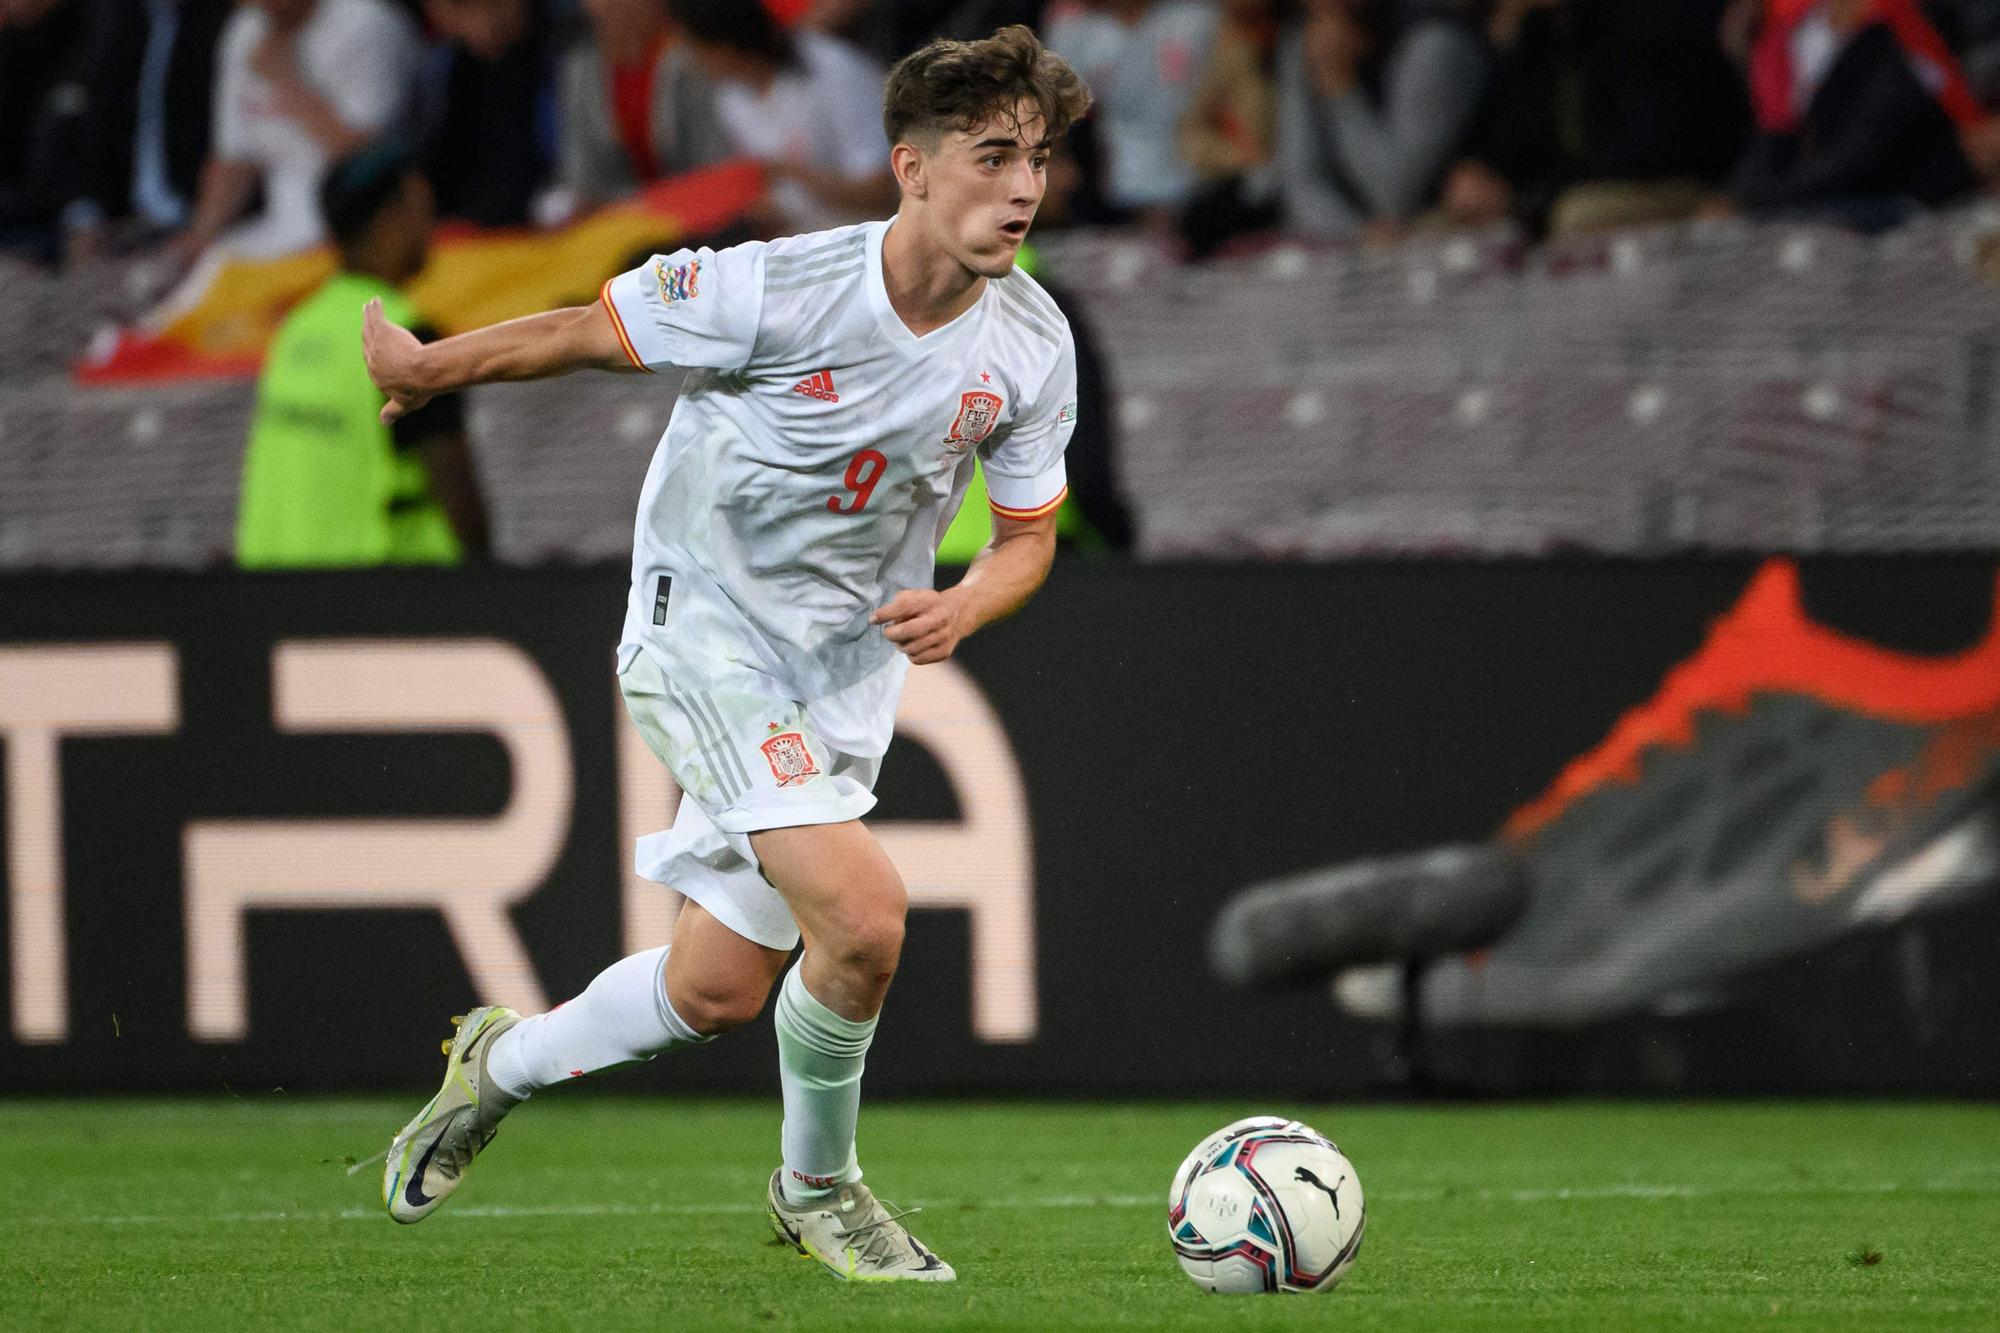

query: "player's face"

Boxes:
[927, 103, 1051, 279]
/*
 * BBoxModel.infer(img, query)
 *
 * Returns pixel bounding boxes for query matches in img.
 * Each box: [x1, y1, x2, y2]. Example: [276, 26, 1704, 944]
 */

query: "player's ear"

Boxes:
[891, 141, 928, 201]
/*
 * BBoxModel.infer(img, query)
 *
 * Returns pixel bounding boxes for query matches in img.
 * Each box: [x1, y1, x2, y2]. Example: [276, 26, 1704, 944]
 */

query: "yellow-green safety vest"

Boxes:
[236, 272, 461, 568]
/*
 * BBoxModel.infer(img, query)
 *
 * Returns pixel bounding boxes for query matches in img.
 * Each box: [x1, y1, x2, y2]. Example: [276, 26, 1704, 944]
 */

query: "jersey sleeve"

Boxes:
[599, 241, 765, 374]
[980, 334, 1077, 522]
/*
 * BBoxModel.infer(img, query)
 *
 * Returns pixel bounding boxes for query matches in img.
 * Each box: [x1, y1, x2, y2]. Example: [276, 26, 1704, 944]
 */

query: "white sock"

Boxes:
[775, 963, 875, 1203]
[485, 945, 708, 1099]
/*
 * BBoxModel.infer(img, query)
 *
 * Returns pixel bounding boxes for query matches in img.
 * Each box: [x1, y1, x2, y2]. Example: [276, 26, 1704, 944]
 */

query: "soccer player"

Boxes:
[362, 26, 1091, 1282]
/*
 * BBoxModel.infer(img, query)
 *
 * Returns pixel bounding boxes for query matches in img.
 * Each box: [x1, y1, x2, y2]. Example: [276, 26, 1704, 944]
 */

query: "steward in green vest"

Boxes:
[237, 142, 488, 568]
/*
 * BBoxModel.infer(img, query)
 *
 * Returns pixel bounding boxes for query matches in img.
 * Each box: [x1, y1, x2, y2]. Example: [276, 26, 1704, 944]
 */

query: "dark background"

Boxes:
[2, 557, 1995, 1096]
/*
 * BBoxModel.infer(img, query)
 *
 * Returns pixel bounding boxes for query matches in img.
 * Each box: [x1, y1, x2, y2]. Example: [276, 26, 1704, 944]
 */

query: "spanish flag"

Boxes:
[75, 162, 764, 385]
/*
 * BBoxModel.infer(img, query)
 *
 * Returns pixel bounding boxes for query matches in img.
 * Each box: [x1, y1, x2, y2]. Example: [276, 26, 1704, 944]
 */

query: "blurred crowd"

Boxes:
[6, 0, 2000, 277]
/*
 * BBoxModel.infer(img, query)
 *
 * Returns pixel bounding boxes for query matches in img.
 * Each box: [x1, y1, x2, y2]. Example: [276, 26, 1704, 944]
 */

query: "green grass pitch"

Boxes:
[3, 1098, 1996, 1330]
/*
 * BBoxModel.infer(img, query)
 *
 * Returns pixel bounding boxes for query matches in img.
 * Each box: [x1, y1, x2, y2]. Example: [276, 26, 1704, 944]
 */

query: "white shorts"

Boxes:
[618, 646, 879, 951]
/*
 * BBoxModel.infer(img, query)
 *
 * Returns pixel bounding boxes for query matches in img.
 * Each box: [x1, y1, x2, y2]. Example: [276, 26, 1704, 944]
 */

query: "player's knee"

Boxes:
[672, 974, 771, 1036]
[836, 907, 905, 979]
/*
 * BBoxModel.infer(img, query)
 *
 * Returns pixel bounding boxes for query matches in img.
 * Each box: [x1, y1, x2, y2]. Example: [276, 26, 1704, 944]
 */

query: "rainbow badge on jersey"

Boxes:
[654, 257, 701, 304]
[944, 390, 1004, 453]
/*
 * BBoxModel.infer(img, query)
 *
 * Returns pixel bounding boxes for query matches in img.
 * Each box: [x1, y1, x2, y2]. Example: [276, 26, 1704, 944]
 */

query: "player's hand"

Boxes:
[871, 588, 970, 665]
[362, 298, 433, 424]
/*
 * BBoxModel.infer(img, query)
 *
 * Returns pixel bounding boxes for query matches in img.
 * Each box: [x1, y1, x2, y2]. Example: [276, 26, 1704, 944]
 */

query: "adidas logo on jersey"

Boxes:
[791, 371, 840, 403]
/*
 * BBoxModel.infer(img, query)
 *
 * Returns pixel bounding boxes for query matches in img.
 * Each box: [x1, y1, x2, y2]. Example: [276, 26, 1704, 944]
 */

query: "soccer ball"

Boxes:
[1168, 1116, 1365, 1294]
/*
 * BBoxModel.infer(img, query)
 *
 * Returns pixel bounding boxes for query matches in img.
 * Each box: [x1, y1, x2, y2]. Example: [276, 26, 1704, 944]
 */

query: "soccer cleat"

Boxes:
[382, 1006, 523, 1223]
[766, 1169, 955, 1282]
[1216, 559, 2000, 1026]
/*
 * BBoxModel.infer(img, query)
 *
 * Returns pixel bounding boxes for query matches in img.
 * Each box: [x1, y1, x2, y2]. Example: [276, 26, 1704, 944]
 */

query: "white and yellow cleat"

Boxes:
[383, 1006, 522, 1224]
[766, 1170, 956, 1282]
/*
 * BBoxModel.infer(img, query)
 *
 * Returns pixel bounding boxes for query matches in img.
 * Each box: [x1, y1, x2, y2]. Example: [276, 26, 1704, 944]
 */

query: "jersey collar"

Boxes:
[865, 217, 987, 358]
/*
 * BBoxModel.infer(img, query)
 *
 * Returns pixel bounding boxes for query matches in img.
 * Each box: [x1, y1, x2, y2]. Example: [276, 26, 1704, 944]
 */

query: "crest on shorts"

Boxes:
[654, 257, 701, 304]
[759, 731, 821, 787]
[943, 390, 1004, 453]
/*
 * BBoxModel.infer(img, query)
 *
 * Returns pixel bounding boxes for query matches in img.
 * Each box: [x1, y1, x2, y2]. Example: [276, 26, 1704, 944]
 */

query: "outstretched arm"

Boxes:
[873, 511, 1058, 665]
[362, 299, 642, 425]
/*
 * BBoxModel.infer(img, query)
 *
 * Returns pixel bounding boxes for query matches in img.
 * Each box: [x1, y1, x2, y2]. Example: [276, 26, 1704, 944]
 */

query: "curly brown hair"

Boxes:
[883, 25, 1094, 149]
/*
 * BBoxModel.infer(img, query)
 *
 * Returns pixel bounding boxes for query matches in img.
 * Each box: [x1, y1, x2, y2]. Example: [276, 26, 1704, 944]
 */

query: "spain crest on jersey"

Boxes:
[760, 731, 821, 787]
[654, 257, 701, 304]
[944, 390, 1004, 453]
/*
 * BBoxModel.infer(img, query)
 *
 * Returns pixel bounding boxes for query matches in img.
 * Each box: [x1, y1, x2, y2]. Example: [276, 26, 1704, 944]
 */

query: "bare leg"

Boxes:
[749, 820, 906, 1197]
[486, 900, 785, 1096]
[750, 820, 907, 1020]
[664, 898, 790, 1035]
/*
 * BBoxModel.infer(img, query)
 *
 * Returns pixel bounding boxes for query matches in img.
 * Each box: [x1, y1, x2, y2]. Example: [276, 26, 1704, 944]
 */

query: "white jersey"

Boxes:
[604, 219, 1078, 756]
